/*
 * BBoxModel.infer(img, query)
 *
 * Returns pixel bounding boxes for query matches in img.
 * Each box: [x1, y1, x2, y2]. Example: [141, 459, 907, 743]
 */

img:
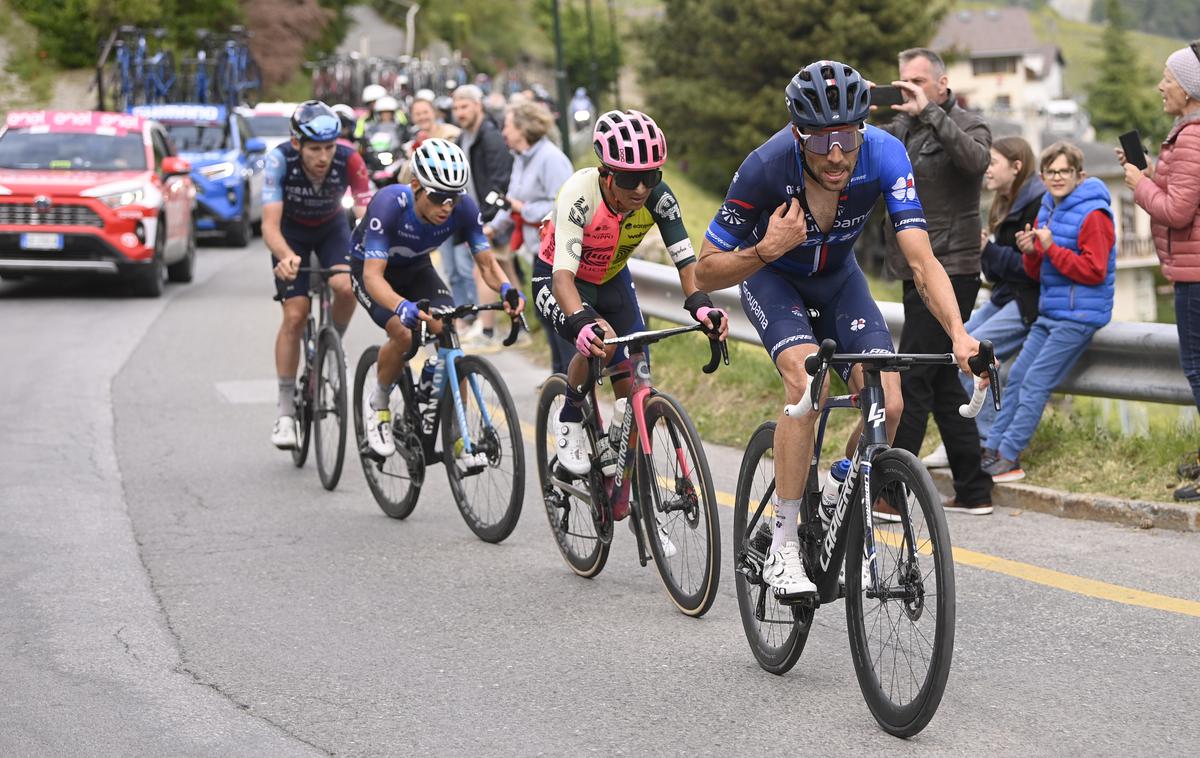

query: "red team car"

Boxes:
[0, 110, 196, 296]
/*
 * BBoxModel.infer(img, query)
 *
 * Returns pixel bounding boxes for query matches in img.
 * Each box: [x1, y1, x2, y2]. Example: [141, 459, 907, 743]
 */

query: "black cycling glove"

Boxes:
[683, 291, 715, 321]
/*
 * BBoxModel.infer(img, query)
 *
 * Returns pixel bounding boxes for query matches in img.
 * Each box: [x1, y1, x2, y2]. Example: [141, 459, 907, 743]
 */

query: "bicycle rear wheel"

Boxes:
[352, 345, 423, 518]
[733, 421, 811, 674]
[314, 329, 347, 491]
[845, 447, 955, 737]
[636, 392, 720, 617]
[439, 355, 524, 543]
[535, 374, 609, 577]
[291, 319, 316, 468]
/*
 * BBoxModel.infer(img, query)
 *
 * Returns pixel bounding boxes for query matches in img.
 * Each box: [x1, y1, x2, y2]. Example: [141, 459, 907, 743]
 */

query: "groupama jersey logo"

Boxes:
[891, 173, 916, 202]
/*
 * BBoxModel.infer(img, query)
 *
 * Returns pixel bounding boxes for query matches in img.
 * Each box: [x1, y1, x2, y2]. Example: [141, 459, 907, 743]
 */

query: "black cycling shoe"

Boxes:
[1174, 481, 1200, 502]
[1175, 450, 1200, 480]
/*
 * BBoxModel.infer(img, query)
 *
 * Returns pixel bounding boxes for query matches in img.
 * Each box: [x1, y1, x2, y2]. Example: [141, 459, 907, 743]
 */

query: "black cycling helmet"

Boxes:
[290, 100, 340, 143]
[785, 60, 871, 131]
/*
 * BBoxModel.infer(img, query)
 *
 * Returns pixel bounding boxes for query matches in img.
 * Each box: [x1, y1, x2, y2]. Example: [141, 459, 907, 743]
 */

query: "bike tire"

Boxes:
[845, 447, 955, 737]
[352, 345, 423, 519]
[439, 355, 524, 543]
[535, 374, 609, 578]
[732, 421, 810, 674]
[314, 329, 348, 491]
[636, 392, 720, 617]
[241, 57, 261, 107]
[291, 319, 316, 468]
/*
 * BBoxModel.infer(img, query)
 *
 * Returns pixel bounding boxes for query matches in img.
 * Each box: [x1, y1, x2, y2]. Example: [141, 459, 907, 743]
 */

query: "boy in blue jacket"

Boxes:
[983, 142, 1116, 482]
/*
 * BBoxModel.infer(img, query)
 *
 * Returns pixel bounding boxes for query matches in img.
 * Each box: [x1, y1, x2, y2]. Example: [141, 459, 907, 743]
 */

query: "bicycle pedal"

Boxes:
[775, 590, 817, 607]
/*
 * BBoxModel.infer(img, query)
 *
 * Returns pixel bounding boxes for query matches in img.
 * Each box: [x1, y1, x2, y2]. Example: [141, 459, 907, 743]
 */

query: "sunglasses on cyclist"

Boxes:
[610, 168, 663, 190]
[798, 126, 865, 156]
[424, 189, 462, 206]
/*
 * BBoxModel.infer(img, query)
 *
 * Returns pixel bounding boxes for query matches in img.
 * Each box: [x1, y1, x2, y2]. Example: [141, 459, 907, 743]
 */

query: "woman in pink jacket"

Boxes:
[1121, 42, 1200, 500]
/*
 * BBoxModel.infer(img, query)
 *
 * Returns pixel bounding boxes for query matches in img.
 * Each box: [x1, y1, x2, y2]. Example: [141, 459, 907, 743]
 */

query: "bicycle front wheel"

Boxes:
[636, 392, 720, 617]
[845, 447, 955, 737]
[535, 374, 609, 577]
[439, 355, 524, 543]
[314, 329, 347, 491]
[733, 421, 810, 674]
[352, 345, 423, 519]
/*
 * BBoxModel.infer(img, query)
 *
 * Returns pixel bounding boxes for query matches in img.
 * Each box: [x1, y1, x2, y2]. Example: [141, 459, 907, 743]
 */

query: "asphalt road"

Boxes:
[2, 241, 1198, 756]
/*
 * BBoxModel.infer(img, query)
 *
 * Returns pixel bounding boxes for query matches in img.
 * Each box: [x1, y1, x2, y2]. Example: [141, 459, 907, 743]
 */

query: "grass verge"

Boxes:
[0, 0, 55, 110]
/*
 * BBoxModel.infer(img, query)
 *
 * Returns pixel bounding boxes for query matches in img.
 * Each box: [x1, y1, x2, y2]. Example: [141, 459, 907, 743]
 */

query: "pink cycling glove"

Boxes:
[575, 322, 600, 356]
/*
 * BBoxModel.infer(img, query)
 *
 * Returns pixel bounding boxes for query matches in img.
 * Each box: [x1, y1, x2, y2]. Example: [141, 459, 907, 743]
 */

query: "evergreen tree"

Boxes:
[1086, 0, 1171, 141]
[638, 0, 949, 194]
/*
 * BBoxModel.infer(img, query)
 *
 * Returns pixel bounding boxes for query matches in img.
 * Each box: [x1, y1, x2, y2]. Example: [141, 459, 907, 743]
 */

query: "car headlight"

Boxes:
[99, 188, 145, 208]
[200, 161, 236, 181]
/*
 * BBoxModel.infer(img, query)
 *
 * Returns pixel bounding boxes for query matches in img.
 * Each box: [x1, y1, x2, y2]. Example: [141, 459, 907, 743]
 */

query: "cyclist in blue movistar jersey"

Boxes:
[350, 138, 525, 458]
[265, 100, 372, 450]
[695, 60, 982, 599]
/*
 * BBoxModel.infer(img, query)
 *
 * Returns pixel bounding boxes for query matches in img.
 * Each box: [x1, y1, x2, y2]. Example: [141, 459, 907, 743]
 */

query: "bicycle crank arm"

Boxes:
[549, 477, 592, 504]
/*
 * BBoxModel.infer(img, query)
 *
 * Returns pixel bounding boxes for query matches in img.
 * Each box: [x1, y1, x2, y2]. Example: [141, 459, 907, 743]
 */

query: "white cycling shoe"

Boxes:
[556, 421, 591, 476]
[655, 521, 678, 559]
[762, 541, 817, 599]
[365, 405, 395, 458]
[271, 415, 297, 450]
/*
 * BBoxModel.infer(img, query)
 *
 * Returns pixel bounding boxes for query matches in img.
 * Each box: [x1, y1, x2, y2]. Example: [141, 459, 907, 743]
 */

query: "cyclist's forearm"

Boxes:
[676, 261, 700, 297]
[261, 205, 294, 261]
[475, 251, 509, 295]
[695, 240, 761, 291]
[363, 261, 401, 313]
[910, 259, 967, 342]
[551, 270, 585, 317]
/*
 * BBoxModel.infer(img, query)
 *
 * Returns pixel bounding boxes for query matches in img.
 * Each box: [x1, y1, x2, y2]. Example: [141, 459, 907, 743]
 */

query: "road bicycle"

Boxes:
[732, 338, 998, 736]
[275, 268, 350, 491]
[352, 294, 527, 543]
[215, 26, 261, 109]
[535, 318, 729, 617]
[181, 29, 215, 104]
[107, 26, 176, 110]
[139, 28, 176, 105]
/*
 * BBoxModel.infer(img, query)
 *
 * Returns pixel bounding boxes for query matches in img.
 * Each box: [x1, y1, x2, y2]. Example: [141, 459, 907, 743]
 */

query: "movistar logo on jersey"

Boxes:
[891, 173, 916, 202]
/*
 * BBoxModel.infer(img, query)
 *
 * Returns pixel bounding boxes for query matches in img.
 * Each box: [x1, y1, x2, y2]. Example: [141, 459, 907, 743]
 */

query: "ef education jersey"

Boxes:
[263, 142, 370, 225]
[351, 183, 489, 266]
[704, 124, 926, 276]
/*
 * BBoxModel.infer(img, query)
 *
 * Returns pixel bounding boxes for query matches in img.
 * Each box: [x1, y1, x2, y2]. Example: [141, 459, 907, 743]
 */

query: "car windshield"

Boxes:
[0, 131, 147, 170]
[246, 115, 292, 137]
[166, 123, 229, 152]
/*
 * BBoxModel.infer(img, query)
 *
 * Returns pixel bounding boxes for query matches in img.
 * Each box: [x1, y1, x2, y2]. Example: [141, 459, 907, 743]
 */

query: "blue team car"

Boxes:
[131, 104, 266, 247]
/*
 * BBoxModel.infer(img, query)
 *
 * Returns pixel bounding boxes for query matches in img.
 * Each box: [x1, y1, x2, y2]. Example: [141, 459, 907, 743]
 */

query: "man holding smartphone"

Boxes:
[877, 47, 995, 514]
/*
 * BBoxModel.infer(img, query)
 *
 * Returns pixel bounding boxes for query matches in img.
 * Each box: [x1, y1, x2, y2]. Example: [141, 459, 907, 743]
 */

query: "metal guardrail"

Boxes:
[629, 258, 1192, 406]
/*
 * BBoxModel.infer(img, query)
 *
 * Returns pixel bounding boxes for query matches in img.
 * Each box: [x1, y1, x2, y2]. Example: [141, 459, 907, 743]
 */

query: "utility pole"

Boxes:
[552, 0, 572, 156]
[606, 0, 620, 109]
[584, 0, 599, 103]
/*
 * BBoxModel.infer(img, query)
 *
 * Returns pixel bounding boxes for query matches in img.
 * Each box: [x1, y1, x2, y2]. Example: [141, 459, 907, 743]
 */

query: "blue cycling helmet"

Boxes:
[785, 60, 871, 131]
[290, 100, 340, 143]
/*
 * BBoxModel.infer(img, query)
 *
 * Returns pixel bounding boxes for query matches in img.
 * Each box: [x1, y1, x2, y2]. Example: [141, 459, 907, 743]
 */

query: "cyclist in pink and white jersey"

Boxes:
[532, 109, 729, 478]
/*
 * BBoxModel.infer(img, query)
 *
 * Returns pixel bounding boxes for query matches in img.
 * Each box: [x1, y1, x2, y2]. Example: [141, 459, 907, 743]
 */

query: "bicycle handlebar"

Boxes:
[270, 267, 349, 301]
[586, 316, 729, 384]
[402, 299, 432, 362]
[783, 338, 1002, 418]
[400, 297, 528, 360]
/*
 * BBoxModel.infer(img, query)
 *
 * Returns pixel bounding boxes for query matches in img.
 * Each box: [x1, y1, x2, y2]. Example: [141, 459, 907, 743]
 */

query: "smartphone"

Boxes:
[870, 85, 906, 108]
[1118, 130, 1148, 171]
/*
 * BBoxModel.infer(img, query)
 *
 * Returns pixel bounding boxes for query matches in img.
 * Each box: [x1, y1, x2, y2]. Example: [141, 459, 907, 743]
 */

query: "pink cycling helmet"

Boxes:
[592, 109, 667, 170]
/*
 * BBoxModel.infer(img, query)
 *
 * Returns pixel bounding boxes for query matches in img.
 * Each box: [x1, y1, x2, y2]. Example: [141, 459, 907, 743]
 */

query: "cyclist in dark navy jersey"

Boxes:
[264, 100, 372, 450]
[350, 138, 524, 458]
[695, 60, 982, 600]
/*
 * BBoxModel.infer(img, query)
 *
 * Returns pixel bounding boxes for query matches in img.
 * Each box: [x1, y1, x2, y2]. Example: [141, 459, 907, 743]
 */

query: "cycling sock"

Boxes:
[334, 320, 349, 338]
[370, 382, 391, 411]
[559, 385, 585, 423]
[277, 378, 296, 417]
[771, 496, 803, 553]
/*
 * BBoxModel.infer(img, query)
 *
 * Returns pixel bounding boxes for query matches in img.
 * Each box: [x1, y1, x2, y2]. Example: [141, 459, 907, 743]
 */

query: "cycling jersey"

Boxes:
[539, 167, 695, 284]
[263, 142, 370, 226]
[351, 184, 489, 266]
[704, 125, 926, 276]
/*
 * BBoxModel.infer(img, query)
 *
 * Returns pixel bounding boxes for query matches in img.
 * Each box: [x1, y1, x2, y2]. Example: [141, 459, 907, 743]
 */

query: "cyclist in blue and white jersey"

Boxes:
[265, 100, 371, 450]
[349, 138, 525, 459]
[695, 60, 982, 599]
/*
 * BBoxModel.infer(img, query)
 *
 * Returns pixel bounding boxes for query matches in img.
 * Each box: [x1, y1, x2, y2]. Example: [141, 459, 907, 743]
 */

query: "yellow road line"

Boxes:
[519, 418, 1200, 617]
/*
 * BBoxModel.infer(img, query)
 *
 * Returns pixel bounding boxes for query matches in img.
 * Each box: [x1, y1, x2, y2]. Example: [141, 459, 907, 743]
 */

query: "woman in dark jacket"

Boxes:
[929, 137, 1045, 472]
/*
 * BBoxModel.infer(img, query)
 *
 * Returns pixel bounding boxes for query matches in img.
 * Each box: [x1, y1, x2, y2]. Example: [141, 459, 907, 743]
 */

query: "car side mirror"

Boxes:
[245, 137, 267, 153]
[162, 156, 191, 177]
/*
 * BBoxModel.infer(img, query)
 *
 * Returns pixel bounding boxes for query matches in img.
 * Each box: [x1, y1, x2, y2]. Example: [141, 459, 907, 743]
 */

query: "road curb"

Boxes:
[929, 469, 1200, 532]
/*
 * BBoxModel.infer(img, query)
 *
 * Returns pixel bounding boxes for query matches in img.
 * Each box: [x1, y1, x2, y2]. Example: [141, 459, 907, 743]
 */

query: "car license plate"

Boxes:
[20, 232, 63, 251]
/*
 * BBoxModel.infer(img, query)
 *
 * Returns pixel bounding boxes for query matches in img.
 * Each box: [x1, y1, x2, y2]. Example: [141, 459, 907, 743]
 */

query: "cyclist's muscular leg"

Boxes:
[329, 266, 355, 332]
[275, 297, 310, 377]
[774, 343, 826, 501]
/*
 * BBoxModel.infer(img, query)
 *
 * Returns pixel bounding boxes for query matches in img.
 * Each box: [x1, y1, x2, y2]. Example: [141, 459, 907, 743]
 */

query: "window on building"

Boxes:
[972, 56, 1019, 76]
